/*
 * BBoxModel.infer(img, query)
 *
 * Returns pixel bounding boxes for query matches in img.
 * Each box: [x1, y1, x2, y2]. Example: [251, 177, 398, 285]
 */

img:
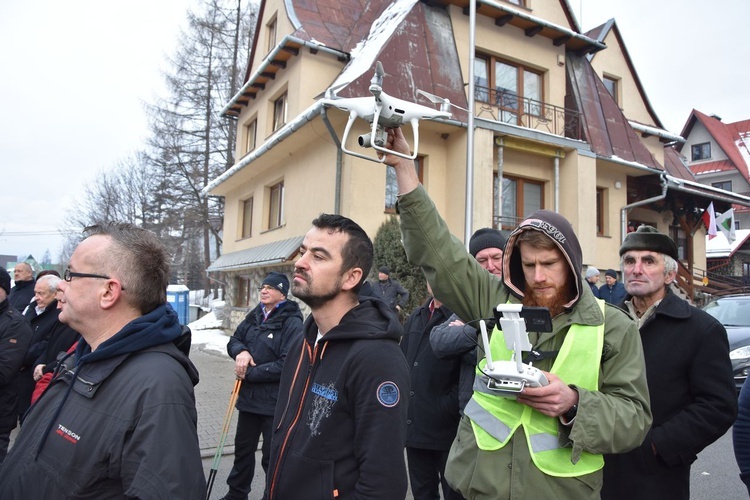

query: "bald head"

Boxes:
[14, 262, 33, 283]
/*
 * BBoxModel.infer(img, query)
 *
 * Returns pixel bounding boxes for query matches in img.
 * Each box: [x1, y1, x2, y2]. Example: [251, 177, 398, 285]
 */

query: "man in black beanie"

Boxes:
[602, 225, 737, 500]
[0, 267, 32, 465]
[222, 271, 304, 500]
[431, 227, 506, 412]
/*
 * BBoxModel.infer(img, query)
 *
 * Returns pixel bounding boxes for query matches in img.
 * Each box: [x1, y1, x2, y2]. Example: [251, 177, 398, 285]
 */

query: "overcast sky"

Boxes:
[1, 0, 748, 264]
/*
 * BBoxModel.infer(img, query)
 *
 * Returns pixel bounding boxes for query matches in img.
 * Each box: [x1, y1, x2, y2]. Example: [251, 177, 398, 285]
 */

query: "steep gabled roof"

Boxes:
[585, 19, 666, 131]
[681, 109, 750, 183]
[566, 53, 662, 170]
[663, 146, 696, 182]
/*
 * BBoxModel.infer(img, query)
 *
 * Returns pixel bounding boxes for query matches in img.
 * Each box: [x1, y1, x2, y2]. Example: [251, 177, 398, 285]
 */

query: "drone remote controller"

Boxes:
[478, 304, 550, 397]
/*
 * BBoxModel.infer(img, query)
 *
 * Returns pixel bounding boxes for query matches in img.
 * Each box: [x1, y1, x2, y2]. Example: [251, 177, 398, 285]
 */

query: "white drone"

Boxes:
[320, 61, 452, 163]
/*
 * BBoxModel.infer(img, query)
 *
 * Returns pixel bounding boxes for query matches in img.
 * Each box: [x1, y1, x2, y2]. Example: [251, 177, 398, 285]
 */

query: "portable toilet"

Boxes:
[167, 284, 190, 325]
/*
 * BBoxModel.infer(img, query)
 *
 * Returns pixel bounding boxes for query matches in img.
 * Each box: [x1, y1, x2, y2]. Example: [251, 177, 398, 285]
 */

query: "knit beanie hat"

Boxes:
[619, 225, 678, 260]
[469, 228, 507, 257]
[378, 266, 390, 276]
[0, 268, 10, 296]
[585, 267, 600, 279]
[262, 271, 289, 297]
[605, 269, 618, 279]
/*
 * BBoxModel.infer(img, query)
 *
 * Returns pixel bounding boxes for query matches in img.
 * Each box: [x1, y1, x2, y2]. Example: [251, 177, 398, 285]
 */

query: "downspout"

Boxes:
[554, 155, 560, 213]
[620, 174, 668, 244]
[320, 107, 343, 214]
[496, 139, 504, 227]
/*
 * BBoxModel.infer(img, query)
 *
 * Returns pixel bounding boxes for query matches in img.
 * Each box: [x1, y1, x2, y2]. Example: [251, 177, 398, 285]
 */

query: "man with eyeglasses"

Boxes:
[220, 271, 303, 500]
[0, 223, 206, 498]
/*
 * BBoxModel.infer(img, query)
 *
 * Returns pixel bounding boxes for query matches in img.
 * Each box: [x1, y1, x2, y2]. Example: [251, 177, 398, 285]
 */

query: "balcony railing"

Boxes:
[474, 86, 583, 141]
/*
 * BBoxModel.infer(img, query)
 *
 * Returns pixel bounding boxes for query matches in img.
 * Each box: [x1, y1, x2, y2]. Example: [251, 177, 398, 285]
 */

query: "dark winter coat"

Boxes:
[8, 279, 34, 313]
[587, 281, 600, 298]
[18, 300, 79, 421]
[0, 299, 32, 432]
[602, 289, 737, 500]
[430, 313, 478, 413]
[371, 278, 410, 312]
[734, 380, 750, 494]
[227, 299, 303, 416]
[0, 304, 206, 498]
[599, 281, 626, 304]
[401, 299, 459, 450]
[267, 297, 410, 500]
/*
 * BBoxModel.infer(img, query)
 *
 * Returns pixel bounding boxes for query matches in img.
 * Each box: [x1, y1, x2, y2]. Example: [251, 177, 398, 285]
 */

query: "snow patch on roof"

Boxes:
[328, 0, 418, 91]
[707, 229, 750, 258]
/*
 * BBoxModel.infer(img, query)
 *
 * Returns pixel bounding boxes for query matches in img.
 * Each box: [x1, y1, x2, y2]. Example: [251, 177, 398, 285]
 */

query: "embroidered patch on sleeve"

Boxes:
[377, 381, 400, 407]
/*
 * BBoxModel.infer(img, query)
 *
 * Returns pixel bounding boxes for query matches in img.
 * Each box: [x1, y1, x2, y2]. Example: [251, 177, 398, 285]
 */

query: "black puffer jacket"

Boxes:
[0, 299, 32, 432]
[227, 300, 304, 415]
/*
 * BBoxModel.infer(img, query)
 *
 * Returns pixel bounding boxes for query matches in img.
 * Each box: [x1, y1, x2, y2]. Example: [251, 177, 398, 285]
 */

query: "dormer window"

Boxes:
[691, 142, 711, 161]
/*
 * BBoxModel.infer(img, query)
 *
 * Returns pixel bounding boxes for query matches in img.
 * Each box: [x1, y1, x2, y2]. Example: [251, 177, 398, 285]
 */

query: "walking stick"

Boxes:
[205, 378, 242, 500]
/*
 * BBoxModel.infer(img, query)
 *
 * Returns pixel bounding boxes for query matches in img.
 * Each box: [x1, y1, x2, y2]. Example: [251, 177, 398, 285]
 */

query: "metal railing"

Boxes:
[474, 86, 584, 140]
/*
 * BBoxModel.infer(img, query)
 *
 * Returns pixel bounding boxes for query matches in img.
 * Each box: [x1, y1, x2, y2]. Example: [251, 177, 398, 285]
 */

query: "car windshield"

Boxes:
[704, 298, 750, 326]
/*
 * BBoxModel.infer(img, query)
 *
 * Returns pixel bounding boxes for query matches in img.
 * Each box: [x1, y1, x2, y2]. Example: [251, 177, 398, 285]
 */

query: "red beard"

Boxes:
[522, 286, 568, 318]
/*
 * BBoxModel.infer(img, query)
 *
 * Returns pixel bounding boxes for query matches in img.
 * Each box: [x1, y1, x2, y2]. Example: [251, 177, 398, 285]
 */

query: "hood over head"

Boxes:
[502, 210, 583, 310]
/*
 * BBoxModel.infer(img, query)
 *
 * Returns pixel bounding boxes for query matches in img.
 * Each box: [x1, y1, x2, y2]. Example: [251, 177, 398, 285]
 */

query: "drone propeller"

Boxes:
[417, 89, 452, 113]
[325, 80, 351, 100]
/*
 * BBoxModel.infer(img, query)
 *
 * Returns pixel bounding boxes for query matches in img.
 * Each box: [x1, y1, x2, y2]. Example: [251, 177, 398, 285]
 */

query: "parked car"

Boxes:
[702, 294, 750, 391]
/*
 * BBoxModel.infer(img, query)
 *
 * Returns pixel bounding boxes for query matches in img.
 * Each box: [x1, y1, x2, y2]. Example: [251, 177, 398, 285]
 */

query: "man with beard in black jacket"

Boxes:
[266, 214, 410, 500]
[220, 271, 303, 500]
[0, 223, 205, 498]
[0, 268, 32, 465]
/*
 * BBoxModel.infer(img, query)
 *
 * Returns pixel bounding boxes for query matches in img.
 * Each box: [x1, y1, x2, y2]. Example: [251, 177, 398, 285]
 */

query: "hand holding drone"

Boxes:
[320, 61, 452, 163]
[478, 304, 551, 397]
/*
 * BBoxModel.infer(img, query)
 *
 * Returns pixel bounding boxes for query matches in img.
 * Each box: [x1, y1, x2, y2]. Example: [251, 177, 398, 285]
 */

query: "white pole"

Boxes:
[464, 0, 477, 247]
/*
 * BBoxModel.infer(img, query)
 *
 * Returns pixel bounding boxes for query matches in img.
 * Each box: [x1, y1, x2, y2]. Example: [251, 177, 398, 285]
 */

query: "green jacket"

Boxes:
[398, 185, 651, 499]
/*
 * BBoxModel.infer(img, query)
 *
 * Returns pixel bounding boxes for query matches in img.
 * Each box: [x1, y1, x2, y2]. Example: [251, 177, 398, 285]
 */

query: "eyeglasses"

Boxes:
[64, 268, 126, 291]
[257, 285, 277, 292]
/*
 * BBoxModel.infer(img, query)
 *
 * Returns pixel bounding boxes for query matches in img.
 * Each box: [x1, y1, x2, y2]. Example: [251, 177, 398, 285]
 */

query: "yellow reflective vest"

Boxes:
[465, 300, 605, 477]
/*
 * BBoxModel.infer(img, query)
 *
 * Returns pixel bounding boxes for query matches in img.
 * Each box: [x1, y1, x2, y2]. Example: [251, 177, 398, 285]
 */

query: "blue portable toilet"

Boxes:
[167, 285, 190, 325]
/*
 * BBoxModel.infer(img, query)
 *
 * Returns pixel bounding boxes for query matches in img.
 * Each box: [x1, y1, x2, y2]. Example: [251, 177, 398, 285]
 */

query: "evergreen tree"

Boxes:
[372, 216, 426, 315]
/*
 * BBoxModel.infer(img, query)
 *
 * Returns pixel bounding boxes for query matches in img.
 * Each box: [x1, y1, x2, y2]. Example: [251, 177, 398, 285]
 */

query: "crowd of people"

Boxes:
[0, 127, 746, 499]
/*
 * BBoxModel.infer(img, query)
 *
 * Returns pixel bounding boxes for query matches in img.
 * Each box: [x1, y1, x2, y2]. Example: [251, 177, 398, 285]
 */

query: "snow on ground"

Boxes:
[188, 311, 230, 356]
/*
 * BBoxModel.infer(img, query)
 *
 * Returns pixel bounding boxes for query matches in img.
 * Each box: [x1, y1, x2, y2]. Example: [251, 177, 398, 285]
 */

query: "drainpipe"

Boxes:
[620, 174, 668, 244]
[320, 107, 343, 214]
[554, 155, 560, 213]
[496, 140, 504, 227]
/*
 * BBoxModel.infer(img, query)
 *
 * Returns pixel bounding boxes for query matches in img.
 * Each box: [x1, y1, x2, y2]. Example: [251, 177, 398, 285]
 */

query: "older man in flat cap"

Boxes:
[602, 225, 737, 500]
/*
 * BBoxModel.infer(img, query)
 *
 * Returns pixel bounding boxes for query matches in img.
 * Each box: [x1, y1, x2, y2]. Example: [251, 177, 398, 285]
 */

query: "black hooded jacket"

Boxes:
[0, 304, 206, 498]
[267, 297, 410, 500]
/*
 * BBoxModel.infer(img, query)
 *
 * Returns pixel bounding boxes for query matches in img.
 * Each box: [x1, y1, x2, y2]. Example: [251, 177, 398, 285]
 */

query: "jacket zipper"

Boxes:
[268, 340, 317, 499]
